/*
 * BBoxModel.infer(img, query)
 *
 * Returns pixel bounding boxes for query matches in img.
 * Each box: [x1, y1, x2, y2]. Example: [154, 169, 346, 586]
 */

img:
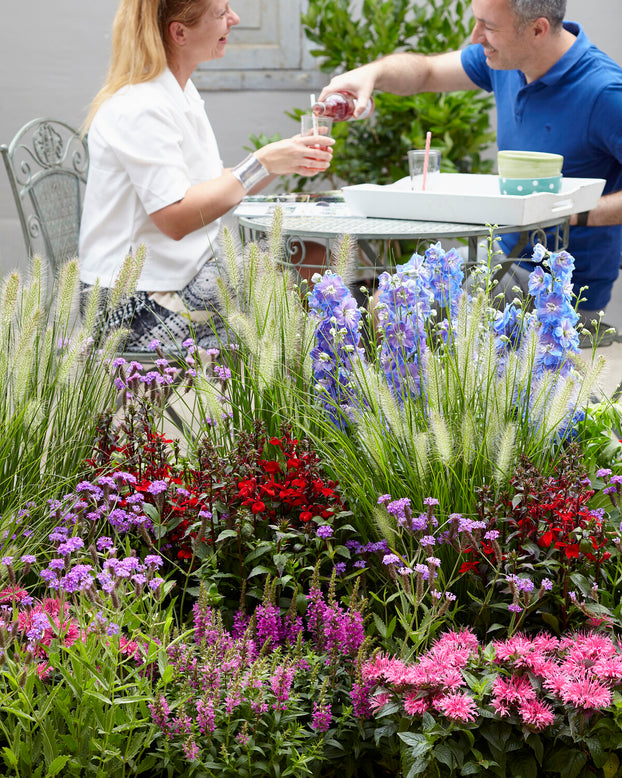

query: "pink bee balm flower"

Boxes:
[593, 655, 622, 684]
[361, 653, 394, 682]
[519, 699, 555, 731]
[492, 674, 537, 706]
[434, 627, 479, 655]
[370, 691, 393, 712]
[403, 690, 430, 716]
[435, 691, 478, 722]
[559, 676, 612, 710]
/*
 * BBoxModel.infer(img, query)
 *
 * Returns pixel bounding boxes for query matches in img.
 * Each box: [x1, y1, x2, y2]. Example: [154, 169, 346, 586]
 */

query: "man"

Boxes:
[319, 0, 622, 340]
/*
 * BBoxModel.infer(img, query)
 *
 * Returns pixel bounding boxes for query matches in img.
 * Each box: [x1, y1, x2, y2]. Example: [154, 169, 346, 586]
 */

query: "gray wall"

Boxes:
[1, 1, 620, 275]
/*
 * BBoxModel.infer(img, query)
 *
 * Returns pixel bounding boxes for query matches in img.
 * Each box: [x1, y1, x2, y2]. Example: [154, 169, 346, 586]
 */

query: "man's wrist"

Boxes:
[232, 154, 269, 191]
[576, 210, 591, 227]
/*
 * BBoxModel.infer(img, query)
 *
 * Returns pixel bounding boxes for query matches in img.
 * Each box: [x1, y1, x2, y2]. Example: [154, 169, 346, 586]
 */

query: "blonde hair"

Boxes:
[84, 0, 209, 130]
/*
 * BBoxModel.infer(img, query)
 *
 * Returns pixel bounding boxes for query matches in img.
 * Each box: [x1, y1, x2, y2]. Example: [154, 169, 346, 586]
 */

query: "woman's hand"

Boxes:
[254, 134, 334, 177]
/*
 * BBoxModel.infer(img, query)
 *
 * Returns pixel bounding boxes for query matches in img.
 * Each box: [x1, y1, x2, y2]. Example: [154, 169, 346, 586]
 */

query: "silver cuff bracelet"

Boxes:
[232, 153, 269, 191]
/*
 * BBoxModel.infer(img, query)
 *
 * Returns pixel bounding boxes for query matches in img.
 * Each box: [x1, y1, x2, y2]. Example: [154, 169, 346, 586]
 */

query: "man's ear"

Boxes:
[532, 17, 550, 38]
[168, 20, 187, 46]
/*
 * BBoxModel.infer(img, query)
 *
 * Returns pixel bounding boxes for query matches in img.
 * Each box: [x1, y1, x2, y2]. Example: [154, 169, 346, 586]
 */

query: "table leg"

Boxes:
[467, 236, 479, 263]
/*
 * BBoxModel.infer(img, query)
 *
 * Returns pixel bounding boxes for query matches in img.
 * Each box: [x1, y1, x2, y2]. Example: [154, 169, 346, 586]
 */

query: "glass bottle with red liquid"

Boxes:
[311, 91, 375, 121]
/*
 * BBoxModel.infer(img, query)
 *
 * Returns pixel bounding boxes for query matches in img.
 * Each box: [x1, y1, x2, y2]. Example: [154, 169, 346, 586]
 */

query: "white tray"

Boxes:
[342, 174, 606, 226]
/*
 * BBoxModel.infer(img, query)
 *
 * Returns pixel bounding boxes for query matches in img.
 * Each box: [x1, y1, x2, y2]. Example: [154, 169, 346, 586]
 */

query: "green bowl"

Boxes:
[499, 174, 563, 196]
[497, 150, 563, 179]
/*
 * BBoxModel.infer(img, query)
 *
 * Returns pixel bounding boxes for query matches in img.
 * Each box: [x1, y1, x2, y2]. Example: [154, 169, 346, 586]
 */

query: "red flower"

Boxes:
[539, 530, 554, 548]
[459, 560, 480, 574]
[564, 543, 580, 559]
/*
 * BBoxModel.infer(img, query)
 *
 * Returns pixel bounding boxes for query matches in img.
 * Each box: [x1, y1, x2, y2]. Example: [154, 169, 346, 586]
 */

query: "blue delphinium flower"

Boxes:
[425, 242, 464, 318]
[375, 250, 438, 401]
[493, 303, 523, 352]
[307, 272, 366, 426]
[530, 247, 580, 375]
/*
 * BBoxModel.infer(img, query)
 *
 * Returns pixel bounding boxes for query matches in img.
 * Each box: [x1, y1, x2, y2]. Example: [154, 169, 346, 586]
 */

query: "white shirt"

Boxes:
[79, 69, 223, 291]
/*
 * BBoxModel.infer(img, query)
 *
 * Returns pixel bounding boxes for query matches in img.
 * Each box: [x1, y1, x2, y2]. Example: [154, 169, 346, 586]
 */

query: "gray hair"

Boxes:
[508, 0, 566, 30]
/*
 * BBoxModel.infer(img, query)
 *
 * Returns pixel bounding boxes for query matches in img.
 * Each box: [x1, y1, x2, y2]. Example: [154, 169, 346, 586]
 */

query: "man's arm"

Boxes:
[319, 51, 479, 117]
[571, 190, 622, 227]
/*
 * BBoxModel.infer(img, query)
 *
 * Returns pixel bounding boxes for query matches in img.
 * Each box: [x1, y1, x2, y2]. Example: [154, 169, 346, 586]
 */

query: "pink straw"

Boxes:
[422, 131, 432, 191]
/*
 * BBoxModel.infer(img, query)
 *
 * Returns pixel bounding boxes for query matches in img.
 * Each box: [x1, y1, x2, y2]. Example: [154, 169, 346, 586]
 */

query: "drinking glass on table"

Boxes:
[408, 149, 441, 191]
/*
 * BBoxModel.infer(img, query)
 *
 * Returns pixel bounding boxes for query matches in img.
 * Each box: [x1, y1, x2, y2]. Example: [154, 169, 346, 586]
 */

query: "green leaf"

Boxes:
[398, 732, 433, 759]
[461, 763, 483, 776]
[244, 542, 274, 564]
[84, 690, 113, 706]
[45, 755, 71, 777]
[603, 753, 620, 778]
[405, 756, 431, 778]
[217, 529, 239, 541]
[248, 565, 274, 579]
[525, 733, 544, 766]
[540, 612, 560, 632]
[509, 753, 538, 778]
[544, 749, 587, 777]
[372, 612, 388, 638]
[2, 747, 18, 769]
[434, 743, 455, 769]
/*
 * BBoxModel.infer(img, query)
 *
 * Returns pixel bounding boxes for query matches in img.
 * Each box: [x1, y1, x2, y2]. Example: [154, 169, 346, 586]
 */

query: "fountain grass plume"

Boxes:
[268, 205, 284, 261]
[0, 272, 20, 333]
[331, 233, 357, 287]
[430, 410, 453, 467]
[105, 246, 145, 312]
[221, 225, 243, 297]
[196, 221, 319, 437]
[494, 422, 516, 485]
[373, 502, 398, 546]
[54, 257, 80, 328]
[0, 255, 133, 549]
[459, 411, 477, 467]
[257, 334, 278, 391]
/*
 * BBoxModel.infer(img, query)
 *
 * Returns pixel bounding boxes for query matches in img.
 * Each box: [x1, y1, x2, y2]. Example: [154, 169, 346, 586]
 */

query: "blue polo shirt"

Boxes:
[461, 22, 622, 310]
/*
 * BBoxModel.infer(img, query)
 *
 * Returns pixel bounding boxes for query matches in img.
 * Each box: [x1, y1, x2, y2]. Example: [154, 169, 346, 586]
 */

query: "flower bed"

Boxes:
[0, 226, 621, 776]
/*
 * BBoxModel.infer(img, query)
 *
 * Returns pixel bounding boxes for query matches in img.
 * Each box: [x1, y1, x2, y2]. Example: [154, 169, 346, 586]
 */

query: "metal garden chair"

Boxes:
[1, 117, 191, 430]
[1, 118, 88, 278]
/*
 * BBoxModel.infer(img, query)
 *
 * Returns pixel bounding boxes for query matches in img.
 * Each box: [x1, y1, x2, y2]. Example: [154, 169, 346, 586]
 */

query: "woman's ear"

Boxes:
[168, 20, 187, 46]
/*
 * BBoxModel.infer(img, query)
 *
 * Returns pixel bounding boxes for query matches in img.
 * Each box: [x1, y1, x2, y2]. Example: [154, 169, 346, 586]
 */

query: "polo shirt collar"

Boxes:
[535, 21, 590, 87]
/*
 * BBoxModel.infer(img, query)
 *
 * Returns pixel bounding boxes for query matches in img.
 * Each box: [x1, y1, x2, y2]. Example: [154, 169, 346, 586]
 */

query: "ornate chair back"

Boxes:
[1, 118, 88, 275]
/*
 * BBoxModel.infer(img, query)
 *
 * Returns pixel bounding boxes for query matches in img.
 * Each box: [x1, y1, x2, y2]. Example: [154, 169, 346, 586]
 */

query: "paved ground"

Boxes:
[587, 342, 622, 400]
[584, 269, 622, 400]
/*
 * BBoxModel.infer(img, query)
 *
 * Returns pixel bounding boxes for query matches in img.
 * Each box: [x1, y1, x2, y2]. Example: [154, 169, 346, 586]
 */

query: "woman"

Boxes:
[79, 0, 334, 350]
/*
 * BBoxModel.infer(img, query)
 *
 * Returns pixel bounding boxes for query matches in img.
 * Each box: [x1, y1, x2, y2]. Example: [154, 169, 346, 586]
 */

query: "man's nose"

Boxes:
[471, 21, 485, 44]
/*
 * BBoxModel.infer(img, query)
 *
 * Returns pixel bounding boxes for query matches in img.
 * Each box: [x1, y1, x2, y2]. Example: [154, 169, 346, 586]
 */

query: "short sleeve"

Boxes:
[461, 45, 493, 93]
[588, 84, 622, 166]
[93, 98, 192, 214]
